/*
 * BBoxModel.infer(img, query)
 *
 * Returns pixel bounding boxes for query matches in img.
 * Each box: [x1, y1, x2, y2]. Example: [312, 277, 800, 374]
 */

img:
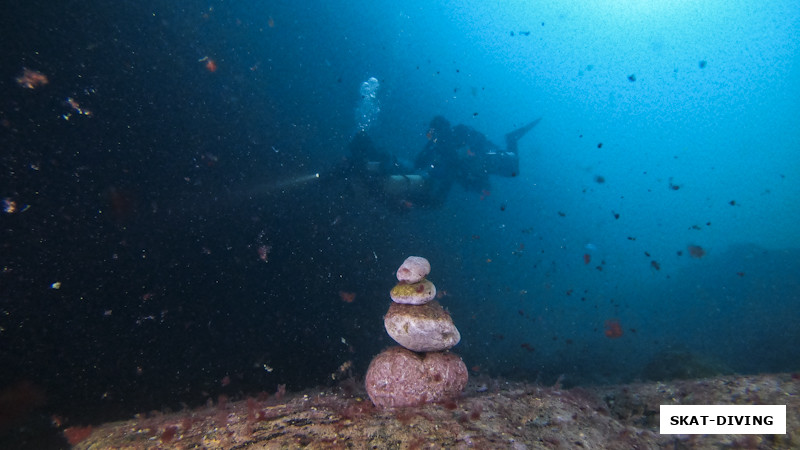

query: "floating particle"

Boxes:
[597, 142, 603, 149]
[687, 245, 706, 258]
[604, 319, 623, 338]
[338, 291, 356, 303]
[50, 282, 62, 289]
[3, 198, 17, 213]
[65, 97, 92, 117]
[520, 342, 535, 352]
[699, 60, 707, 69]
[628, 74, 636, 82]
[594, 175, 605, 183]
[198, 56, 217, 72]
[15, 68, 49, 89]
[257, 245, 271, 262]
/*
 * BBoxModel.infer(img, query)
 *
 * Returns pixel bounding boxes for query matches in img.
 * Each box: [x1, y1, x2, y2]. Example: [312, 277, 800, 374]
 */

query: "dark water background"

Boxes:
[1, 0, 798, 439]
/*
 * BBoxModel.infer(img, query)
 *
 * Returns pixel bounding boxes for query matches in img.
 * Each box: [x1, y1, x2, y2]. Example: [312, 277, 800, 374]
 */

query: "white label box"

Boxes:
[660, 405, 786, 434]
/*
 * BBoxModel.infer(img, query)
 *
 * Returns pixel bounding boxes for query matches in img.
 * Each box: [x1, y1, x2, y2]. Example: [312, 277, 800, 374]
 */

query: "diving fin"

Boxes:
[505, 117, 542, 152]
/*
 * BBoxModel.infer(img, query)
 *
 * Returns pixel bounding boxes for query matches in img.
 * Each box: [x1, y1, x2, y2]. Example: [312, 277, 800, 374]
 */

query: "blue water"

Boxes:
[1, 0, 798, 440]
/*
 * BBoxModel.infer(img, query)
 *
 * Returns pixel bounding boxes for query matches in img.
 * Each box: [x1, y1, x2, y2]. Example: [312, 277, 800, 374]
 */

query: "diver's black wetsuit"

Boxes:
[338, 116, 541, 209]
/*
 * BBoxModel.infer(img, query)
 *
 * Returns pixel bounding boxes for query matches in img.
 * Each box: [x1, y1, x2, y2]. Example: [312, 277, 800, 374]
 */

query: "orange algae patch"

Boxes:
[64, 425, 93, 445]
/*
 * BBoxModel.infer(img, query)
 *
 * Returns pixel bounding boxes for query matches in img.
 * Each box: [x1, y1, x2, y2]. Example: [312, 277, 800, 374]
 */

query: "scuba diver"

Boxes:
[340, 115, 541, 209]
[323, 77, 540, 210]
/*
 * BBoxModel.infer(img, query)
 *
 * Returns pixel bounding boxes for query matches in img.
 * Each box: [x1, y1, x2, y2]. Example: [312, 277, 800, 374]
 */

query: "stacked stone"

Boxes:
[365, 256, 468, 408]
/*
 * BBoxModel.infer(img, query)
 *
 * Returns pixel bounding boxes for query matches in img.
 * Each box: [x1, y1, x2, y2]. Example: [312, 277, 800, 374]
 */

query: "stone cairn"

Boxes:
[365, 256, 468, 408]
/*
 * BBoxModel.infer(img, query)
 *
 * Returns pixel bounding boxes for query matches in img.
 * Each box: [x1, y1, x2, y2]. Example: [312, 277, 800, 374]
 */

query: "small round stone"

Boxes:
[396, 256, 431, 283]
[390, 279, 436, 305]
[365, 346, 468, 408]
[384, 300, 460, 352]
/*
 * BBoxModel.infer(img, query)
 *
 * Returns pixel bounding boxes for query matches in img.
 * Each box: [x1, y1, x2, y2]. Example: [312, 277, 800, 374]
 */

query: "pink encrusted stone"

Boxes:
[365, 346, 468, 408]
[396, 256, 431, 283]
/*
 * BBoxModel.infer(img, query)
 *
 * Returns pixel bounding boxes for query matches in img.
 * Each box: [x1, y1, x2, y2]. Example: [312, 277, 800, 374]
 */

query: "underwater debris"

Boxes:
[520, 342, 535, 352]
[338, 291, 356, 303]
[604, 319, 624, 338]
[198, 56, 218, 72]
[687, 245, 706, 258]
[15, 67, 49, 89]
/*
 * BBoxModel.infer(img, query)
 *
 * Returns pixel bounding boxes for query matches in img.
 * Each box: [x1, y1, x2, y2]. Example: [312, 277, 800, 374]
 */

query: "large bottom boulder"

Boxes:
[365, 346, 468, 408]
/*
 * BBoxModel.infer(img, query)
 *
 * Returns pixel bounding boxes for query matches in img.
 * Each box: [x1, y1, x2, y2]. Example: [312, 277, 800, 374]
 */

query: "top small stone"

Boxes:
[396, 256, 431, 283]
